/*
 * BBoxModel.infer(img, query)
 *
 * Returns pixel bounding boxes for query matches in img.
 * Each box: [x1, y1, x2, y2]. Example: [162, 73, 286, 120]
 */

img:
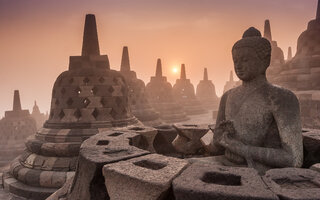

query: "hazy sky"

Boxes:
[0, 0, 317, 116]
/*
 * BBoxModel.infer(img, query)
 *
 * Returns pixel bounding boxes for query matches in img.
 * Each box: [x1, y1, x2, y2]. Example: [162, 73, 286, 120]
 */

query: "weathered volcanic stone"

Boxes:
[263, 168, 320, 200]
[302, 129, 320, 167]
[114, 125, 157, 153]
[153, 124, 177, 155]
[172, 124, 208, 155]
[103, 154, 188, 200]
[310, 163, 320, 173]
[173, 162, 279, 200]
[49, 131, 149, 200]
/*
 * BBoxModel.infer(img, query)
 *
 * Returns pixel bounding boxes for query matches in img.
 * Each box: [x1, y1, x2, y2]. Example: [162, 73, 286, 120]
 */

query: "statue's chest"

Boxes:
[225, 91, 274, 142]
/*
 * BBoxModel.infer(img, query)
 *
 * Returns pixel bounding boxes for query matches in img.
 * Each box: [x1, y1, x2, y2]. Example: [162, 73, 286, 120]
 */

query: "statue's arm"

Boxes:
[209, 91, 229, 155]
[268, 91, 303, 167]
[220, 90, 303, 168]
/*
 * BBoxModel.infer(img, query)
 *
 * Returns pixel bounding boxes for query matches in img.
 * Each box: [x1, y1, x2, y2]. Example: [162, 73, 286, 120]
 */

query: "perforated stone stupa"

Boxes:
[264, 19, 285, 83]
[31, 101, 48, 129]
[196, 68, 220, 110]
[146, 59, 188, 123]
[272, 0, 320, 128]
[3, 14, 139, 199]
[119, 46, 162, 126]
[172, 64, 206, 115]
[0, 90, 37, 168]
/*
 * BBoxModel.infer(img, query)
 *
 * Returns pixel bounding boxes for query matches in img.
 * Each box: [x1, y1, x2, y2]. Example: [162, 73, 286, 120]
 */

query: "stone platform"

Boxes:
[47, 126, 320, 200]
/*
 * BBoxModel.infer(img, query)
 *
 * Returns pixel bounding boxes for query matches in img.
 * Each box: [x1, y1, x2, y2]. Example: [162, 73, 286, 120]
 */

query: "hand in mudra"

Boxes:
[214, 120, 246, 154]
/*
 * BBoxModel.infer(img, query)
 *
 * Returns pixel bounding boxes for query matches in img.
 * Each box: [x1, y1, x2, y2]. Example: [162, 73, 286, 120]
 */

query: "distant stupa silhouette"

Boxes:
[172, 64, 206, 115]
[263, 19, 285, 83]
[146, 59, 188, 122]
[196, 68, 220, 110]
[271, 0, 320, 129]
[0, 90, 37, 168]
[119, 46, 162, 126]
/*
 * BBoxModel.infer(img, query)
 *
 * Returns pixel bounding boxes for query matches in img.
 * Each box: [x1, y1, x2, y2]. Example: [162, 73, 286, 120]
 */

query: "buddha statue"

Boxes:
[208, 27, 303, 173]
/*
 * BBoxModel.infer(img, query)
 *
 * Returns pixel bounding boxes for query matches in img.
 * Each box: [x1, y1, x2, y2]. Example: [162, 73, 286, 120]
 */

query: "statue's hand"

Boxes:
[213, 120, 236, 141]
[218, 132, 246, 155]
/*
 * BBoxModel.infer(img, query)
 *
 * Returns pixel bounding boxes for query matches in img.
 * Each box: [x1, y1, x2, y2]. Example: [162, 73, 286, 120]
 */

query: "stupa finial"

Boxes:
[156, 59, 162, 77]
[288, 47, 293, 60]
[120, 46, 130, 72]
[81, 14, 100, 56]
[264, 19, 272, 41]
[13, 90, 22, 111]
[204, 68, 208, 81]
[229, 70, 234, 81]
[180, 64, 186, 80]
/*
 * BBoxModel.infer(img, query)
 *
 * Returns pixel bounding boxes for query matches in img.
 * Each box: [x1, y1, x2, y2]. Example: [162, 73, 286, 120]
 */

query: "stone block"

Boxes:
[303, 129, 320, 167]
[153, 124, 177, 154]
[172, 124, 209, 155]
[65, 131, 149, 200]
[263, 168, 320, 200]
[103, 154, 188, 200]
[310, 163, 320, 173]
[173, 162, 279, 200]
[114, 125, 157, 152]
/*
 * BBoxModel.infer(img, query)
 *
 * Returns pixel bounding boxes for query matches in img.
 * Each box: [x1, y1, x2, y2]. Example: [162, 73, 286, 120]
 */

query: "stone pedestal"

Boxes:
[263, 168, 320, 200]
[103, 154, 188, 200]
[172, 124, 208, 155]
[173, 163, 279, 200]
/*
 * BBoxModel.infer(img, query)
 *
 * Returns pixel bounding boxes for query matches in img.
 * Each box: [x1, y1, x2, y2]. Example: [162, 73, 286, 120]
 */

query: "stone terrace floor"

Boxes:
[0, 110, 216, 199]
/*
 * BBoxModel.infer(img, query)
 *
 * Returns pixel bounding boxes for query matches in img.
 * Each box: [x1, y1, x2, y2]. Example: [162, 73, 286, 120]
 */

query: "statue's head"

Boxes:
[232, 27, 271, 81]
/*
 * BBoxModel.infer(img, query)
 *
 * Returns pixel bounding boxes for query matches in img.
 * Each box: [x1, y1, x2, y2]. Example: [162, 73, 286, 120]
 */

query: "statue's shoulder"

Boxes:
[221, 87, 238, 100]
[267, 83, 299, 107]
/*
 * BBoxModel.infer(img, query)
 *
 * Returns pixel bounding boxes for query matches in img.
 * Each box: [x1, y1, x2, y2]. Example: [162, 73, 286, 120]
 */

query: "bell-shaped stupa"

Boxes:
[172, 64, 206, 115]
[3, 14, 139, 199]
[272, 0, 320, 128]
[264, 19, 285, 83]
[0, 90, 37, 168]
[196, 68, 220, 110]
[146, 59, 188, 123]
[119, 46, 162, 126]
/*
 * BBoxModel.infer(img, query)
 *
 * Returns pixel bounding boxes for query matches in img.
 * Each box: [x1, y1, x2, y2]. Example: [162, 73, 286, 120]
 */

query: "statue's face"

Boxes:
[232, 47, 266, 81]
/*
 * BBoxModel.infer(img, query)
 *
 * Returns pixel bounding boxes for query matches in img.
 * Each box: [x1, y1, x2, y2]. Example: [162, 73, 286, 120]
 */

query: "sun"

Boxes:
[172, 67, 178, 74]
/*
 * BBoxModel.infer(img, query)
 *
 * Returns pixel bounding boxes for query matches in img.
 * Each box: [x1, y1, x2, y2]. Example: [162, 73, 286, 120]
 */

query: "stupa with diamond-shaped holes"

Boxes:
[4, 14, 139, 199]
